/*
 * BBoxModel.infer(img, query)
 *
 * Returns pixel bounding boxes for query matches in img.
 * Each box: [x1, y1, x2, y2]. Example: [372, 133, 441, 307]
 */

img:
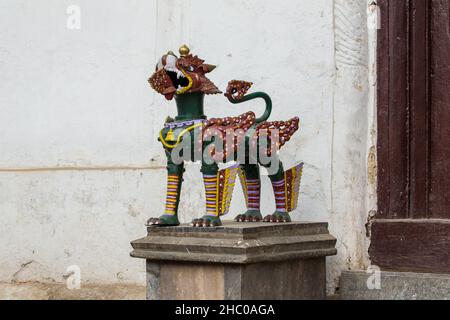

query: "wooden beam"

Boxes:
[369, 219, 450, 273]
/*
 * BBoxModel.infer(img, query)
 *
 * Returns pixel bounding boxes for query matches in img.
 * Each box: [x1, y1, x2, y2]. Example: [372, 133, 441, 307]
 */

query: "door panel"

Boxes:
[371, 0, 450, 273]
[430, 0, 450, 218]
[410, 0, 430, 219]
[377, 0, 410, 220]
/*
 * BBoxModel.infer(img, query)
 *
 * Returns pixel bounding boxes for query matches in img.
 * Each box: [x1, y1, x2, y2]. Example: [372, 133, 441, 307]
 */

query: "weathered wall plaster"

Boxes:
[0, 0, 376, 295]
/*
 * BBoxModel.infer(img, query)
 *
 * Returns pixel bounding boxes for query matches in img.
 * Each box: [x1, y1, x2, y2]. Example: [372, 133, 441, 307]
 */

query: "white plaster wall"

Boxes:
[0, 0, 375, 293]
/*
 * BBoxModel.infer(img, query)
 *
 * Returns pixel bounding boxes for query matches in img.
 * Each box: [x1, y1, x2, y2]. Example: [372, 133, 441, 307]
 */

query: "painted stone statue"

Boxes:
[147, 45, 303, 227]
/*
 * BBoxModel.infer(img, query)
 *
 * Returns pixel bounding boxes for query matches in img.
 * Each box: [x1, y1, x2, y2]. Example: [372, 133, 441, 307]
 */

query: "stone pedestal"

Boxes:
[130, 222, 336, 300]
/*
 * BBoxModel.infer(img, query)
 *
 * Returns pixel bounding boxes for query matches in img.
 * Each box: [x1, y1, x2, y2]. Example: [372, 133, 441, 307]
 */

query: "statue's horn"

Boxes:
[203, 64, 217, 73]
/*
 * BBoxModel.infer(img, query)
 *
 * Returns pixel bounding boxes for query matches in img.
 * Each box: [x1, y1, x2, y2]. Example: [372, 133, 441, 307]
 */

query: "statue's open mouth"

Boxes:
[149, 65, 193, 100]
[165, 67, 193, 95]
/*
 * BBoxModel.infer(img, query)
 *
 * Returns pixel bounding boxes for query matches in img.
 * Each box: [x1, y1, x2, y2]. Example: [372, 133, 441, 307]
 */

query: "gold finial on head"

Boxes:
[179, 44, 190, 57]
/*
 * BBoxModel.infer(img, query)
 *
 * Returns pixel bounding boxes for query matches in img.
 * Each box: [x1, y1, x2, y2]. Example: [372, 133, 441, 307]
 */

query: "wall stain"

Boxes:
[365, 209, 377, 238]
[367, 146, 377, 187]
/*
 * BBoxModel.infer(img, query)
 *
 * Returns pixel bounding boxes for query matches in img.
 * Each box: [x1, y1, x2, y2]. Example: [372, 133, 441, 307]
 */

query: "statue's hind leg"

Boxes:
[261, 159, 304, 223]
[234, 164, 263, 222]
[262, 160, 291, 223]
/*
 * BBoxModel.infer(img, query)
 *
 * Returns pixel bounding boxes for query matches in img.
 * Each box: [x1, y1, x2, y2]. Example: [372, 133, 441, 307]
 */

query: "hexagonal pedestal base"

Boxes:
[131, 222, 337, 300]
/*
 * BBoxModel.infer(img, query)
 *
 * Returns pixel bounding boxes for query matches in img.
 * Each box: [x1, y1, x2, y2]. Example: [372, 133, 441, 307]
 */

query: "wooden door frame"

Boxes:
[369, 0, 450, 274]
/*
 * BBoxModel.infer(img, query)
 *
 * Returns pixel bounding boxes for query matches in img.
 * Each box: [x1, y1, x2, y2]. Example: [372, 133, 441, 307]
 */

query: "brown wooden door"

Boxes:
[370, 0, 450, 273]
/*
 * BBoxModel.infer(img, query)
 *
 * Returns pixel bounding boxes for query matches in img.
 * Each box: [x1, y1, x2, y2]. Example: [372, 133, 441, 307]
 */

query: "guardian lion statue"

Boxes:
[147, 45, 303, 227]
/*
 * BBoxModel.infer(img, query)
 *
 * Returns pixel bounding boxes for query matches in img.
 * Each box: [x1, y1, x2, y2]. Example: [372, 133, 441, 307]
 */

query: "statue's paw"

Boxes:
[146, 215, 180, 227]
[191, 216, 222, 228]
[234, 210, 262, 222]
[262, 212, 291, 223]
[235, 214, 257, 222]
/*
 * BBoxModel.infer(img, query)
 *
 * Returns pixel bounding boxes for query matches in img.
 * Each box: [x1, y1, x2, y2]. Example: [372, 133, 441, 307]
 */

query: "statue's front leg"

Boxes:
[191, 162, 223, 227]
[147, 152, 184, 226]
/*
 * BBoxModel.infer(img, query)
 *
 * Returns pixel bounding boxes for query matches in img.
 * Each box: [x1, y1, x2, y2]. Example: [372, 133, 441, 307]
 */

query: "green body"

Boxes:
[174, 93, 207, 121]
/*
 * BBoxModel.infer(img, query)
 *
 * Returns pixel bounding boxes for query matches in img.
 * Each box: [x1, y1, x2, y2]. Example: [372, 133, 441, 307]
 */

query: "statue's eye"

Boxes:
[188, 66, 194, 72]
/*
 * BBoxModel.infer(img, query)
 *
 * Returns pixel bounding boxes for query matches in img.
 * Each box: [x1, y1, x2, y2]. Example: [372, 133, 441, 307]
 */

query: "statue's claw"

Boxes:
[262, 212, 291, 223]
[263, 214, 278, 223]
[234, 210, 263, 223]
[146, 215, 180, 227]
[191, 216, 221, 228]
[146, 217, 158, 225]
[234, 214, 261, 223]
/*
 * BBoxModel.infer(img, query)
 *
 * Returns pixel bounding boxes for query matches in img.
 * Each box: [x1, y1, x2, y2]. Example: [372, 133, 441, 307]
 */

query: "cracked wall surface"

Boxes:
[0, 0, 375, 295]
[329, 0, 375, 293]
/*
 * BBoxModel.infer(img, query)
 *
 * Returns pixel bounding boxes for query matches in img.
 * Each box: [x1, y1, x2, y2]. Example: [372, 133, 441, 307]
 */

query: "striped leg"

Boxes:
[263, 162, 304, 223]
[246, 179, 261, 210]
[272, 178, 287, 213]
[235, 164, 263, 222]
[164, 174, 181, 215]
[192, 164, 239, 227]
[204, 173, 220, 217]
[147, 162, 183, 226]
[192, 163, 222, 227]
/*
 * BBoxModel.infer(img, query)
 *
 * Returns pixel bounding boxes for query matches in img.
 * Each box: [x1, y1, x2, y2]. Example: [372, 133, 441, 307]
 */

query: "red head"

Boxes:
[148, 45, 222, 100]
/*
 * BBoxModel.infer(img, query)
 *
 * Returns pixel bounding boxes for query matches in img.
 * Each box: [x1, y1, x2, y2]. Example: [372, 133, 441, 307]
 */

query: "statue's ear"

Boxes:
[202, 64, 217, 73]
